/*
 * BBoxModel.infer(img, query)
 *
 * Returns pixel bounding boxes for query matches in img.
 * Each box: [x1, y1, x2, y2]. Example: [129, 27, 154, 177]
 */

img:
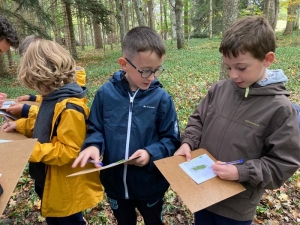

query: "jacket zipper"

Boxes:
[123, 89, 139, 199]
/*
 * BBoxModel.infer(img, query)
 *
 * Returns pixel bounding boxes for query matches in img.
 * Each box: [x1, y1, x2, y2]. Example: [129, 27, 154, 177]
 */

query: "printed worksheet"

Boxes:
[179, 153, 217, 184]
[0, 101, 15, 109]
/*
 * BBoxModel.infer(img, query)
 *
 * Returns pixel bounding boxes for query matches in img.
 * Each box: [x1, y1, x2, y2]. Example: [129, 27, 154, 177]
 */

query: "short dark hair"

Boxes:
[122, 26, 165, 59]
[0, 16, 19, 48]
[219, 16, 275, 61]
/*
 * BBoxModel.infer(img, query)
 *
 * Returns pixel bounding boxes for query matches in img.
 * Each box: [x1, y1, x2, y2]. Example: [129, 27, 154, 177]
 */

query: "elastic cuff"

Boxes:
[28, 94, 37, 102]
[236, 164, 250, 182]
[21, 104, 31, 118]
[181, 138, 194, 150]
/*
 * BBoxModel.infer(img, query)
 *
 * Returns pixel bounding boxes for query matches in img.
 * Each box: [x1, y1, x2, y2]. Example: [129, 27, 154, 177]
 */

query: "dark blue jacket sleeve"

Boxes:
[144, 94, 181, 171]
[81, 88, 105, 154]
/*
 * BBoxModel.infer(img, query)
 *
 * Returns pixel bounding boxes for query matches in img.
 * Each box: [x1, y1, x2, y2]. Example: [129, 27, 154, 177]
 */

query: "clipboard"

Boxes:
[0, 130, 37, 215]
[67, 156, 141, 177]
[154, 148, 245, 213]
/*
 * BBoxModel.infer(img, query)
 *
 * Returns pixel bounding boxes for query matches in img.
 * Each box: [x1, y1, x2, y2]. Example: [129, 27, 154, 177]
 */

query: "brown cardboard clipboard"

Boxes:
[0, 130, 37, 215]
[67, 156, 141, 177]
[154, 148, 246, 213]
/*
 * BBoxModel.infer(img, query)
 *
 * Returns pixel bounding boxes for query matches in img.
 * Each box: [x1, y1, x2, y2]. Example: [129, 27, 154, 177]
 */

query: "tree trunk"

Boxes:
[62, 1, 71, 49]
[163, 0, 168, 40]
[174, 0, 184, 49]
[219, 0, 239, 79]
[7, 50, 13, 69]
[183, 0, 189, 38]
[283, 2, 296, 35]
[124, 2, 130, 32]
[93, 18, 103, 49]
[148, 0, 155, 29]
[293, 4, 300, 30]
[263, 0, 270, 19]
[209, 0, 213, 39]
[263, 0, 279, 30]
[169, 0, 177, 41]
[51, 0, 64, 45]
[63, 1, 78, 59]
[133, 0, 146, 26]
[0, 55, 7, 76]
[77, 5, 85, 50]
[115, 0, 125, 44]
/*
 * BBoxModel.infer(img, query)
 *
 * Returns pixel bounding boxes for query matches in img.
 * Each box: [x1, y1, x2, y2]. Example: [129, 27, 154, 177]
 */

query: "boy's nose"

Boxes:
[147, 73, 156, 81]
[229, 69, 239, 79]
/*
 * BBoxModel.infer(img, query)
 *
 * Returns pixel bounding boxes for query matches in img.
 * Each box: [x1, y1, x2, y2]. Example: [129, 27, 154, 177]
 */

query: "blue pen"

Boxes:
[88, 159, 103, 166]
[223, 159, 244, 165]
[3, 116, 10, 126]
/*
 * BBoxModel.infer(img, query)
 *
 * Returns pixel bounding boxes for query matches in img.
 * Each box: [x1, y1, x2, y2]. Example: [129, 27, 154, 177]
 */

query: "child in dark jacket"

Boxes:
[175, 16, 300, 225]
[72, 26, 181, 225]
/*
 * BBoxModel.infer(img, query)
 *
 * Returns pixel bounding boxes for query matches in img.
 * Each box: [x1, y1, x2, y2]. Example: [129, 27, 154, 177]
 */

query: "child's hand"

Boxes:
[6, 103, 24, 116]
[0, 92, 7, 108]
[174, 143, 192, 161]
[72, 146, 101, 168]
[17, 95, 30, 102]
[127, 149, 150, 167]
[1, 121, 17, 132]
[211, 161, 239, 181]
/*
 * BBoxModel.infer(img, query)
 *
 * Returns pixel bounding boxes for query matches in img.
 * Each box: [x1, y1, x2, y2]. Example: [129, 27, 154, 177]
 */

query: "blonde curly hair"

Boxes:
[18, 39, 76, 96]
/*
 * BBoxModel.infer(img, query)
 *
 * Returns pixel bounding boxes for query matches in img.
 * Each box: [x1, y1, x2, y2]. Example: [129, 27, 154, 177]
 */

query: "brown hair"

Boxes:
[18, 39, 76, 96]
[122, 26, 165, 60]
[219, 16, 276, 61]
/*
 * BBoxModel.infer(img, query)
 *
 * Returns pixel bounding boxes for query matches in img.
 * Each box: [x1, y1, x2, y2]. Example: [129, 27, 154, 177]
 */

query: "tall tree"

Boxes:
[162, 0, 168, 40]
[293, 3, 300, 30]
[283, 0, 297, 35]
[183, 0, 189, 38]
[209, 0, 213, 39]
[133, 0, 146, 26]
[148, 0, 155, 29]
[263, 0, 279, 30]
[171, 0, 184, 49]
[219, 0, 239, 79]
[169, 0, 177, 41]
[115, 0, 125, 44]
[93, 17, 103, 49]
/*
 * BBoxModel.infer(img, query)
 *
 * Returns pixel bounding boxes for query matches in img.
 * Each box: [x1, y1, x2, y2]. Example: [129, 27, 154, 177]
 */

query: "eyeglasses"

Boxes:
[125, 58, 165, 78]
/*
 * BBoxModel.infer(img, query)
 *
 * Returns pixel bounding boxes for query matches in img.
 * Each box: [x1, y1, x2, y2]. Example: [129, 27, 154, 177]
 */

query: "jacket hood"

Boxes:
[232, 79, 289, 97]
[258, 69, 288, 86]
[43, 83, 87, 101]
[110, 70, 163, 91]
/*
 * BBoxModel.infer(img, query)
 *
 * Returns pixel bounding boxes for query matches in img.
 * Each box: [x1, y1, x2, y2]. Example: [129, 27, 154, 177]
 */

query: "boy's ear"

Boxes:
[264, 52, 275, 67]
[118, 57, 128, 70]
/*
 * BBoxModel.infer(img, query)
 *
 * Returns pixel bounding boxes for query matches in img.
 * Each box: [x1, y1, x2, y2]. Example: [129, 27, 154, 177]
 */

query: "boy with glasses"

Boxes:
[72, 26, 180, 225]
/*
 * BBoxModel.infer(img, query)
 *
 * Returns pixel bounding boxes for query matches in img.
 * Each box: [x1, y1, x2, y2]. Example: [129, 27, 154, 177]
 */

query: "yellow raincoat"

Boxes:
[16, 97, 103, 217]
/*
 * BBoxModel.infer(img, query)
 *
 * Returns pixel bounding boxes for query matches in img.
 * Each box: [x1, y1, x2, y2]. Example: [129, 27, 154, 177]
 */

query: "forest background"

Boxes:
[0, 0, 300, 224]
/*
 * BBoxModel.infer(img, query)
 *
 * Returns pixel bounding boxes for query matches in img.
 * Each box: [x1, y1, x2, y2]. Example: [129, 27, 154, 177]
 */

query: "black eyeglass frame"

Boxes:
[125, 58, 165, 78]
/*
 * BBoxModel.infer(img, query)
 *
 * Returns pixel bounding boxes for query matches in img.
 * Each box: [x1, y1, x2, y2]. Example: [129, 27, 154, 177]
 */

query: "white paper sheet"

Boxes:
[179, 153, 217, 184]
[0, 101, 15, 109]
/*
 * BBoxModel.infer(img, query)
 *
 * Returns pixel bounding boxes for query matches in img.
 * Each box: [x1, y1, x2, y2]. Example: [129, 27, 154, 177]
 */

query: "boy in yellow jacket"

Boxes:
[2, 39, 103, 224]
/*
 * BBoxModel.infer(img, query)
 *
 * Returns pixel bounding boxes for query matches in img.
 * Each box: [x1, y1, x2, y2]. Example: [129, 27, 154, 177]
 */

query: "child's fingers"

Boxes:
[72, 154, 85, 168]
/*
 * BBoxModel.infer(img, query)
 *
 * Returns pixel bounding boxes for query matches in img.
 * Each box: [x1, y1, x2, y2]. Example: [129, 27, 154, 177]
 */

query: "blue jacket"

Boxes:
[82, 70, 181, 200]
